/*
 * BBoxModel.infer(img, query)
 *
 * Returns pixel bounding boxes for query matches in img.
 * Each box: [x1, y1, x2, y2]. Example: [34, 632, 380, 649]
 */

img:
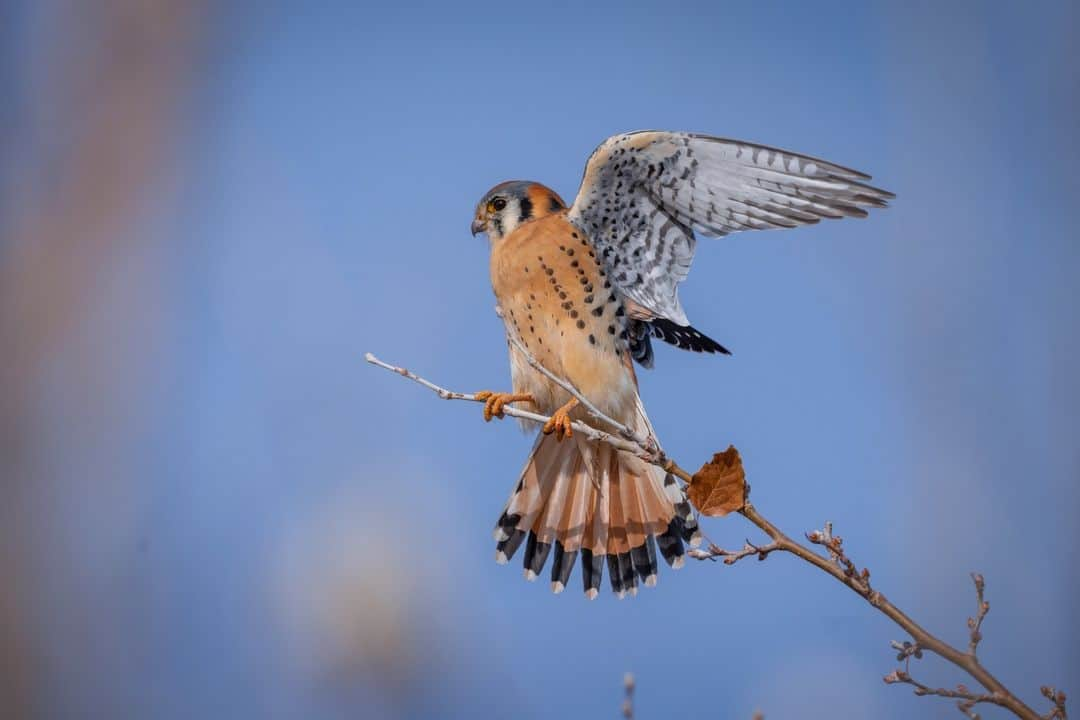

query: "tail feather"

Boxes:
[493, 397, 698, 598]
[549, 542, 577, 593]
[523, 531, 552, 581]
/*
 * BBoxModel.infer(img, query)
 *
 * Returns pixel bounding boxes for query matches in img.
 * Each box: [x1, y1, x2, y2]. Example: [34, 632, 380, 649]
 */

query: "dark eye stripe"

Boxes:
[518, 195, 533, 222]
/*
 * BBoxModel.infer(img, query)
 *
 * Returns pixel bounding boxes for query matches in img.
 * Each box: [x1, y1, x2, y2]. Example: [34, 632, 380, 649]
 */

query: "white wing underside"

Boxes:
[566, 131, 893, 326]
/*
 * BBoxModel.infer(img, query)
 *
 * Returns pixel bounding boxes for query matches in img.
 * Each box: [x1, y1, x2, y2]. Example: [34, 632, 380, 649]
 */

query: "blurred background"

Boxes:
[1, 1, 1076, 718]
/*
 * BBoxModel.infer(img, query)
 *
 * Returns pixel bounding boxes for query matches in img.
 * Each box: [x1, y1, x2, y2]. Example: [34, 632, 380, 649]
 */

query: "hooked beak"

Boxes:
[470, 217, 485, 237]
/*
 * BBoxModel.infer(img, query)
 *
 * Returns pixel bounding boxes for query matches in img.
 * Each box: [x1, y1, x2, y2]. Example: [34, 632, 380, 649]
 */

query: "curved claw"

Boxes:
[542, 398, 579, 441]
[474, 391, 533, 421]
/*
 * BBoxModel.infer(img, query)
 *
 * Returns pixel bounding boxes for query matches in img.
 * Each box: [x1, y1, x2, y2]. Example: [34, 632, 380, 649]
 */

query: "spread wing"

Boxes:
[566, 131, 894, 325]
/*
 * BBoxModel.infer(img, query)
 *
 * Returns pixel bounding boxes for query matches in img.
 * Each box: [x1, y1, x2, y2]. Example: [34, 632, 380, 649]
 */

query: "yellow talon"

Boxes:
[542, 398, 579, 440]
[475, 391, 533, 421]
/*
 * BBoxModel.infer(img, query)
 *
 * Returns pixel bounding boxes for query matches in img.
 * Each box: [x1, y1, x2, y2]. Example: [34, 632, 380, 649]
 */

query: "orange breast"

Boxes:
[490, 213, 637, 423]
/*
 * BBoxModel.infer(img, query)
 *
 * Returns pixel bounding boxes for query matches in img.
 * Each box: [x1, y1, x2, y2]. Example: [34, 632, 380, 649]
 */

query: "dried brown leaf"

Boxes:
[688, 446, 746, 517]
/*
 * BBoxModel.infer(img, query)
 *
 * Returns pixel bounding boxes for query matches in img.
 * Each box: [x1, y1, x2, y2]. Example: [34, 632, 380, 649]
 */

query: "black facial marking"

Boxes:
[549, 196, 562, 212]
[518, 195, 533, 222]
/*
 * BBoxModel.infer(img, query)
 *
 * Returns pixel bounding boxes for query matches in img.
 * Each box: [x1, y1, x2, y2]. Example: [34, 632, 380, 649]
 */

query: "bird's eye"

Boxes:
[491, 197, 507, 211]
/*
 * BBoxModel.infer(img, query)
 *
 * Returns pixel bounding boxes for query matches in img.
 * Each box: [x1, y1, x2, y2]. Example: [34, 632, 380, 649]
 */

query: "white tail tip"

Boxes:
[524, 569, 538, 582]
[585, 588, 599, 600]
[644, 574, 657, 587]
[495, 551, 508, 565]
[551, 581, 565, 594]
[493, 527, 509, 542]
[689, 531, 703, 548]
[672, 555, 686, 570]
[615, 590, 627, 600]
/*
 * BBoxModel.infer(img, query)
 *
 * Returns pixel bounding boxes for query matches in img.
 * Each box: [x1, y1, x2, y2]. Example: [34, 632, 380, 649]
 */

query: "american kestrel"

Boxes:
[471, 131, 891, 598]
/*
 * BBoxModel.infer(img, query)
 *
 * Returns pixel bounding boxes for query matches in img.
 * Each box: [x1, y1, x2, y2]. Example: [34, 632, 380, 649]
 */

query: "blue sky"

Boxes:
[5, 1, 1077, 718]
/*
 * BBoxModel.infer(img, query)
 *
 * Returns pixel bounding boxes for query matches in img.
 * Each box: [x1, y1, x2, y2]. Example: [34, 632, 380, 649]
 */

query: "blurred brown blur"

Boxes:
[0, 2, 206, 715]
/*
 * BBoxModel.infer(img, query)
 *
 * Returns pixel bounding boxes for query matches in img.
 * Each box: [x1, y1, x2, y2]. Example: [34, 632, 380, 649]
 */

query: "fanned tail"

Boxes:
[492, 398, 700, 599]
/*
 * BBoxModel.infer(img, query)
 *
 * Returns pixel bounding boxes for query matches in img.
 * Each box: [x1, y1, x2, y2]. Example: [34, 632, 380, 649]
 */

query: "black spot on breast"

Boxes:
[576, 320, 585, 329]
[571, 260, 579, 268]
[608, 325, 616, 334]
[592, 307, 604, 317]
[615, 307, 625, 317]
[566, 248, 574, 256]
[588, 334, 596, 345]
[584, 283, 593, 293]
[545, 267, 554, 276]
[570, 309, 579, 318]
[559, 291, 567, 300]
[584, 294, 593, 303]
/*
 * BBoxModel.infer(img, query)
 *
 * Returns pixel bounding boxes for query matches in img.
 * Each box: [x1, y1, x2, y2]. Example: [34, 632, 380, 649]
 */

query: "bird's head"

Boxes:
[471, 181, 566, 241]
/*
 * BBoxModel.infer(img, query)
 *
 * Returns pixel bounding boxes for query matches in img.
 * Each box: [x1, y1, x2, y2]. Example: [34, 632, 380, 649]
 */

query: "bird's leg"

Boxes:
[543, 398, 579, 441]
[474, 391, 534, 421]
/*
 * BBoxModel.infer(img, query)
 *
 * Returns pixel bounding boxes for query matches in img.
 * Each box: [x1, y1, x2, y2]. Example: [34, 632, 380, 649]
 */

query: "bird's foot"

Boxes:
[474, 391, 534, 421]
[542, 398, 580, 440]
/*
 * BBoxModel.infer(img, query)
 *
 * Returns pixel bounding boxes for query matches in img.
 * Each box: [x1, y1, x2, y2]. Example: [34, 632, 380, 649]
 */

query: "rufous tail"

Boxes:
[492, 398, 700, 599]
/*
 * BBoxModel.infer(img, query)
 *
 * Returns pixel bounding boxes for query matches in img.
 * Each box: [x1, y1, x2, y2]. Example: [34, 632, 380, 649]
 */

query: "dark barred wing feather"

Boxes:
[566, 131, 893, 327]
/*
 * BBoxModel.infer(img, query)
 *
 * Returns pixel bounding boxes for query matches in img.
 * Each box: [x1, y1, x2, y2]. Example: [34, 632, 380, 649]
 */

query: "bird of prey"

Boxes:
[470, 131, 892, 599]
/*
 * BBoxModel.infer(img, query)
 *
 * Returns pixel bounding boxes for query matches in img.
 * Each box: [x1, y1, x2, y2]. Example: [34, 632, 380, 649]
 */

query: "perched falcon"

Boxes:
[470, 131, 892, 599]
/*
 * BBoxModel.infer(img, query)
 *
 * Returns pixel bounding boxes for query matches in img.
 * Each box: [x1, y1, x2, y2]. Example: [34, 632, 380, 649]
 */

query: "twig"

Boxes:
[883, 668, 1003, 719]
[1041, 686, 1068, 720]
[968, 573, 989, 657]
[687, 539, 780, 565]
[365, 350, 1067, 720]
[364, 353, 653, 462]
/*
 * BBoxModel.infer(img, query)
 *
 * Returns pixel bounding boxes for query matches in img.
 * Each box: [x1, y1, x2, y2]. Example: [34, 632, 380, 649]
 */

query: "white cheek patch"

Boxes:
[496, 200, 522, 238]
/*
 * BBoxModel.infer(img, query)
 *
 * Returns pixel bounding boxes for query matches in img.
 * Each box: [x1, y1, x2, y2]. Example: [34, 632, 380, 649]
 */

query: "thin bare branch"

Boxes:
[364, 353, 654, 461]
[968, 573, 989, 657]
[884, 668, 1006, 719]
[688, 540, 780, 565]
